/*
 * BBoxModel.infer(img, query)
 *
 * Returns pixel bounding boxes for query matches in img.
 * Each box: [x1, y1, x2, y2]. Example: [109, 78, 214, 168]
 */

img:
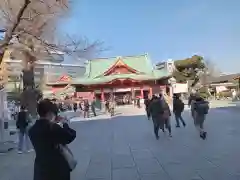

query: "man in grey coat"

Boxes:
[192, 96, 209, 140]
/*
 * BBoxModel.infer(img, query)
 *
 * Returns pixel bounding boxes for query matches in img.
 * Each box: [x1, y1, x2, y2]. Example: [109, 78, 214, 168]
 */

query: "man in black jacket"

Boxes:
[16, 106, 31, 153]
[173, 95, 186, 127]
[149, 95, 165, 139]
[29, 99, 76, 180]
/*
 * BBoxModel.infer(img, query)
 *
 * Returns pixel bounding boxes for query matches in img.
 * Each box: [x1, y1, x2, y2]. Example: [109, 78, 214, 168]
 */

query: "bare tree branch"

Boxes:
[0, 0, 103, 65]
[0, 0, 104, 115]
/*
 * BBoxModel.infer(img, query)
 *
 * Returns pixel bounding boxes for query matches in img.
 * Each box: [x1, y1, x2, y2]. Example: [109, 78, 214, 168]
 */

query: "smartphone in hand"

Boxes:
[55, 115, 69, 125]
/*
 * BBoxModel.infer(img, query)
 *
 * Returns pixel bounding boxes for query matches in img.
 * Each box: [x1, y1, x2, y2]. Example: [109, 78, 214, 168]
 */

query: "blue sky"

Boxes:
[59, 0, 240, 73]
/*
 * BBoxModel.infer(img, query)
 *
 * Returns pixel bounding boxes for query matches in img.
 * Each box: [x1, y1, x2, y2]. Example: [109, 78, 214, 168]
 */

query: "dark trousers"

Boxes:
[91, 107, 96, 116]
[153, 116, 171, 138]
[175, 113, 186, 126]
[162, 118, 172, 134]
[153, 119, 172, 137]
[146, 108, 150, 119]
[153, 121, 160, 138]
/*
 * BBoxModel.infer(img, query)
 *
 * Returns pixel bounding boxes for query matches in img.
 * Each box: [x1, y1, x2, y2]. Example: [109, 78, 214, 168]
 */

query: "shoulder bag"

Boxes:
[59, 144, 77, 171]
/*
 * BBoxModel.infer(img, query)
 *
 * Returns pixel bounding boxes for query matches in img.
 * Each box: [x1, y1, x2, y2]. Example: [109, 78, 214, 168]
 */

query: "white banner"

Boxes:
[172, 83, 188, 93]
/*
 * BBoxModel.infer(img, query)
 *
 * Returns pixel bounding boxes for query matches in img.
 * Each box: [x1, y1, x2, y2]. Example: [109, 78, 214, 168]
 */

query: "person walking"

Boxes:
[136, 97, 141, 108]
[173, 95, 186, 127]
[109, 98, 116, 117]
[144, 97, 151, 120]
[192, 96, 209, 140]
[73, 102, 78, 112]
[149, 95, 164, 139]
[29, 99, 76, 180]
[16, 106, 32, 154]
[159, 94, 172, 137]
[83, 100, 90, 118]
[188, 93, 197, 119]
[79, 101, 83, 111]
[91, 98, 97, 117]
[105, 100, 109, 113]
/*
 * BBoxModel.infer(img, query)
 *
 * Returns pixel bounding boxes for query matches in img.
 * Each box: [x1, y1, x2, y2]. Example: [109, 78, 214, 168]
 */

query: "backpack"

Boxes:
[195, 102, 209, 115]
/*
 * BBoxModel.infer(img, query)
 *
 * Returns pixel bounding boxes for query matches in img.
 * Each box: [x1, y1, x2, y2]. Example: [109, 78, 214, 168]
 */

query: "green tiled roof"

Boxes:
[47, 68, 170, 86]
[46, 55, 170, 86]
[85, 54, 153, 78]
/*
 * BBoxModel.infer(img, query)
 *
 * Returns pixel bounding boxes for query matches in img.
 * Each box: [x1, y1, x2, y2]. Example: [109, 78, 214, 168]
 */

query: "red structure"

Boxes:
[48, 54, 171, 101]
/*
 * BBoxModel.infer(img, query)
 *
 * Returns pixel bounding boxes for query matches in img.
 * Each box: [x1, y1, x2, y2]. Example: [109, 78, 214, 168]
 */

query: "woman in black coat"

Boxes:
[29, 99, 76, 180]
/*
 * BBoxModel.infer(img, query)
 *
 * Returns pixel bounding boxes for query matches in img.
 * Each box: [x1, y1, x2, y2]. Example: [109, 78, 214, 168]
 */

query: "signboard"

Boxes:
[216, 86, 227, 93]
[166, 61, 175, 74]
[114, 88, 131, 92]
[172, 83, 188, 93]
[57, 75, 72, 82]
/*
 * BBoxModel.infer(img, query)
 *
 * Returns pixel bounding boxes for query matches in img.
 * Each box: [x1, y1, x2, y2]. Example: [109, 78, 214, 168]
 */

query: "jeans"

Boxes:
[154, 122, 160, 137]
[84, 110, 89, 118]
[110, 108, 114, 116]
[163, 118, 172, 134]
[175, 113, 186, 126]
[18, 129, 31, 151]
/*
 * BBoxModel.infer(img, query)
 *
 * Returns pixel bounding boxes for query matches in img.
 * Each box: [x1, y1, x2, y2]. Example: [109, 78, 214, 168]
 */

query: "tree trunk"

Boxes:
[20, 52, 39, 118]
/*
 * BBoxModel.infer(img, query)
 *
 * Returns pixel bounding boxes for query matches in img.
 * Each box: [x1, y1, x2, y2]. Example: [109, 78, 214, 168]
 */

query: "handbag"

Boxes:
[59, 144, 77, 171]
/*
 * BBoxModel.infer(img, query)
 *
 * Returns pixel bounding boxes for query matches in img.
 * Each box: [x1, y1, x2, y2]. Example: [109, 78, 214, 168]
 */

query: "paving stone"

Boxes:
[131, 149, 154, 160]
[90, 152, 111, 164]
[140, 173, 172, 180]
[164, 163, 202, 180]
[112, 144, 131, 155]
[196, 163, 239, 180]
[112, 154, 135, 169]
[135, 158, 164, 174]
[85, 162, 111, 179]
[1, 105, 240, 180]
[112, 168, 140, 180]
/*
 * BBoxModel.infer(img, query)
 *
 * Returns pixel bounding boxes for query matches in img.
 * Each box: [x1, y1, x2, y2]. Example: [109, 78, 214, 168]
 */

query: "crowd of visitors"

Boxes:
[12, 91, 211, 180]
[144, 92, 209, 140]
[56, 98, 97, 118]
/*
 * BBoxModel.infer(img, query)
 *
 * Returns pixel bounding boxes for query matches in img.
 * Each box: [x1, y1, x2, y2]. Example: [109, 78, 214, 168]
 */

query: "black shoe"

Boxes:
[200, 132, 207, 140]
[176, 125, 180, 128]
[202, 132, 207, 140]
[155, 135, 159, 140]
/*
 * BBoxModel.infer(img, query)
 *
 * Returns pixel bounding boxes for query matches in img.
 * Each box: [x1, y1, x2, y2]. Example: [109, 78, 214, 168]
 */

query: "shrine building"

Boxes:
[48, 54, 172, 101]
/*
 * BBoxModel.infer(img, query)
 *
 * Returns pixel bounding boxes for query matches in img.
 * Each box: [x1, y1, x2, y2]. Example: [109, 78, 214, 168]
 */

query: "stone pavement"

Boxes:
[1, 104, 240, 180]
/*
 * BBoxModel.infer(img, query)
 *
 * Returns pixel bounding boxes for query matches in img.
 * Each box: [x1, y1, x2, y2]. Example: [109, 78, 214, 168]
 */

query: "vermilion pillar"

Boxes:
[140, 88, 144, 99]
[101, 89, 105, 101]
[149, 87, 152, 98]
[92, 92, 95, 99]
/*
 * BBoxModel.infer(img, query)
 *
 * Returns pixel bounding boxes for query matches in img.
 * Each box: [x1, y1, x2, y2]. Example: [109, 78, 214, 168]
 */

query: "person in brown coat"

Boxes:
[159, 94, 172, 137]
